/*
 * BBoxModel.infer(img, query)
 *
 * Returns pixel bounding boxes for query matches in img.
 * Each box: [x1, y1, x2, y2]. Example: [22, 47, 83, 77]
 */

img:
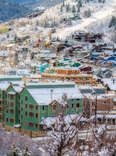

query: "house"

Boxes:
[79, 66, 92, 74]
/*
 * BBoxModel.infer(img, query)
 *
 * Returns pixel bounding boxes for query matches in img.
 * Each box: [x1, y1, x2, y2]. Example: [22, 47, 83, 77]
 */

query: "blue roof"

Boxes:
[107, 56, 116, 61]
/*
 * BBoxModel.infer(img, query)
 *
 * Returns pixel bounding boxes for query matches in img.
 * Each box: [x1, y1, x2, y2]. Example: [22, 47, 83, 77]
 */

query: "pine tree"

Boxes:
[109, 16, 116, 28]
[60, 5, 63, 12]
[72, 5, 76, 13]
[66, 4, 70, 12]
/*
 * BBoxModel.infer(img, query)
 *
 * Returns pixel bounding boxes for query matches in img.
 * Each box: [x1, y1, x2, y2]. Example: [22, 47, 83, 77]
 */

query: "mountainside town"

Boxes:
[0, 0, 116, 156]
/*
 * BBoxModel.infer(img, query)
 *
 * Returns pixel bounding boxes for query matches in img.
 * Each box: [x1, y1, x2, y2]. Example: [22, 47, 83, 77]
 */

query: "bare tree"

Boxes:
[42, 111, 87, 156]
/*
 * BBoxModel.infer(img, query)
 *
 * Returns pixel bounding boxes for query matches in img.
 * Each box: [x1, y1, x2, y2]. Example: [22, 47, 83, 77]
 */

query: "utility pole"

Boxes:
[95, 94, 97, 126]
[92, 89, 97, 127]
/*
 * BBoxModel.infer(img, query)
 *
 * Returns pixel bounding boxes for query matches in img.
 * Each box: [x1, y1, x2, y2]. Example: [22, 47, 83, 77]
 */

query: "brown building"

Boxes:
[42, 68, 96, 86]
[78, 85, 115, 118]
[83, 94, 114, 118]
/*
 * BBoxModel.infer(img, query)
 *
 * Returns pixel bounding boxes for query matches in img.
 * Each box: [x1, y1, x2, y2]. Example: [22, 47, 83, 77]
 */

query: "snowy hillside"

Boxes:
[52, 0, 116, 39]
[2, 0, 116, 44]
[33, 0, 116, 40]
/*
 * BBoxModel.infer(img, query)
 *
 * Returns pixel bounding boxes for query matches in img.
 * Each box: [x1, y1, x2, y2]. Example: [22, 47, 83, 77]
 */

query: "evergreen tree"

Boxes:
[60, 5, 63, 12]
[66, 4, 70, 12]
[72, 5, 76, 13]
[109, 16, 116, 28]
[78, 0, 82, 8]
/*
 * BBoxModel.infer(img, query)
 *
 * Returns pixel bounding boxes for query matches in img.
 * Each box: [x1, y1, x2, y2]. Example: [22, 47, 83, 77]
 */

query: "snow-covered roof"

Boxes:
[27, 81, 76, 87]
[8, 91, 16, 95]
[0, 82, 10, 91]
[91, 113, 116, 119]
[13, 85, 24, 93]
[103, 78, 116, 90]
[27, 84, 83, 106]
[14, 124, 21, 128]
[41, 114, 87, 127]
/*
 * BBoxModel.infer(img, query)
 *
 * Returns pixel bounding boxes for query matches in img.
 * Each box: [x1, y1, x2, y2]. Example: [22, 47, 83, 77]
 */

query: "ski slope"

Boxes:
[53, 0, 116, 39]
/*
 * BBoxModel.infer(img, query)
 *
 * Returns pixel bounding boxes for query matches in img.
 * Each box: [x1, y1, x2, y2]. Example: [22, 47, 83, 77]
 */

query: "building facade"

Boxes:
[0, 82, 83, 136]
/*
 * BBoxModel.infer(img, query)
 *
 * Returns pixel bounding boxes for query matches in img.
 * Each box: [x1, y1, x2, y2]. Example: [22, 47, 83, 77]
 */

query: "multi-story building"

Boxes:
[0, 81, 83, 137]
[42, 68, 96, 85]
[79, 85, 115, 117]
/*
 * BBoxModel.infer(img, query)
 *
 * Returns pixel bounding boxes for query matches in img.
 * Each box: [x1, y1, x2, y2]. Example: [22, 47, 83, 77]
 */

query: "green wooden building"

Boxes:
[19, 82, 83, 132]
[0, 82, 83, 134]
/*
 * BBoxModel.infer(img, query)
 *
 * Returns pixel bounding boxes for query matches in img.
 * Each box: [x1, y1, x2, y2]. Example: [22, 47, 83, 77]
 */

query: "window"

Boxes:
[76, 99, 80, 101]
[29, 112, 34, 117]
[42, 106, 45, 110]
[6, 118, 8, 122]
[21, 107, 23, 111]
[10, 103, 14, 107]
[29, 122, 34, 127]
[25, 111, 27, 116]
[25, 104, 27, 108]
[72, 104, 74, 108]
[10, 118, 14, 123]
[25, 96, 28, 101]
[52, 105, 56, 111]
[36, 113, 38, 118]
[98, 118, 101, 123]
[0, 101, 1, 105]
[25, 121, 27, 127]
[10, 95, 14, 100]
[35, 124, 38, 129]
[0, 107, 2, 111]
[29, 105, 34, 109]
[76, 103, 80, 107]
[85, 77, 88, 80]
[6, 109, 8, 113]
[112, 119, 115, 125]
[36, 106, 38, 110]
[10, 109, 14, 114]
[0, 115, 2, 120]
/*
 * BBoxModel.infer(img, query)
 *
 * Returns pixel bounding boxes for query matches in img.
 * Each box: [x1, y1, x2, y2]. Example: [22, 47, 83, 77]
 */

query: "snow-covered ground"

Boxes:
[53, 0, 116, 39]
